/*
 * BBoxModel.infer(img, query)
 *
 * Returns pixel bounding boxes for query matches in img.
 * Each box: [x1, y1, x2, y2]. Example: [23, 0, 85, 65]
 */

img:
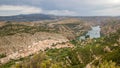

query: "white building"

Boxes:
[86, 26, 101, 38]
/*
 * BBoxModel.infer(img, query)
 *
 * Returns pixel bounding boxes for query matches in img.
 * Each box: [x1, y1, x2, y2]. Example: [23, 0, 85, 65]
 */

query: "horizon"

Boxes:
[0, 13, 120, 17]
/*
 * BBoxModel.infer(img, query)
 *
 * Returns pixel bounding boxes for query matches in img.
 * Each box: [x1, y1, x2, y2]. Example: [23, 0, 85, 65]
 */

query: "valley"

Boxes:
[0, 15, 120, 68]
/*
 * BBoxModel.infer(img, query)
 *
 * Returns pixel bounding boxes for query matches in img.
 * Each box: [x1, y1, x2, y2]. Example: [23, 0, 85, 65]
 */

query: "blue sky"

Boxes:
[0, 0, 120, 16]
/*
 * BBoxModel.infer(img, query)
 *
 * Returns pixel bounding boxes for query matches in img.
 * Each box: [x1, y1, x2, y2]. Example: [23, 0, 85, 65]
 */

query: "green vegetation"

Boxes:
[0, 54, 6, 58]
[92, 60, 120, 68]
[0, 23, 57, 36]
[0, 24, 120, 68]
[0, 61, 16, 68]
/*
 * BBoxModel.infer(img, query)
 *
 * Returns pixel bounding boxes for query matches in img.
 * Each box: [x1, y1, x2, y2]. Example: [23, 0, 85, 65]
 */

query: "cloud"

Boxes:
[0, 5, 78, 16]
[46, 10, 78, 16]
[1, 0, 120, 16]
[81, 0, 120, 5]
[93, 6, 120, 16]
[0, 5, 42, 16]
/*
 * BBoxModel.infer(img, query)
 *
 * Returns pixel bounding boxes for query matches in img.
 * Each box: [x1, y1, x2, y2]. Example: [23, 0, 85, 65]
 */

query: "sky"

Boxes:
[0, 0, 120, 16]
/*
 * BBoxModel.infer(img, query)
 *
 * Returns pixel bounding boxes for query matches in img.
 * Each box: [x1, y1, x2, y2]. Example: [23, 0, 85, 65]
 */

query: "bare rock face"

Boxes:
[0, 32, 71, 64]
[0, 32, 67, 54]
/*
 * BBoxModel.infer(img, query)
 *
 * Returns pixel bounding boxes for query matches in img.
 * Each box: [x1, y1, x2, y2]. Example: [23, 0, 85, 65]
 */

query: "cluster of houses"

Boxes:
[79, 26, 101, 41]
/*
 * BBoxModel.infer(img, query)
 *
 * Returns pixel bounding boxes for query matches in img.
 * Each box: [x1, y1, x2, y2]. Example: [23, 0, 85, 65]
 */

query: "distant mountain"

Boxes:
[75, 16, 120, 23]
[0, 14, 62, 22]
[1, 13, 120, 22]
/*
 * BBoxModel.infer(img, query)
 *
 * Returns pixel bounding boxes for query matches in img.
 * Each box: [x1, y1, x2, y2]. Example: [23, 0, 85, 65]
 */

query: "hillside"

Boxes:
[1, 0, 120, 68]
[0, 16, 120, 68]
[0, 24, 119, 68]
[0, 14, 62, 22]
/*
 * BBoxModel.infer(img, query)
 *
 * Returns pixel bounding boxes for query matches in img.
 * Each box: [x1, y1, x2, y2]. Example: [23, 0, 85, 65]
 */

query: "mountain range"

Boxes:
[1, 13, 120, 22]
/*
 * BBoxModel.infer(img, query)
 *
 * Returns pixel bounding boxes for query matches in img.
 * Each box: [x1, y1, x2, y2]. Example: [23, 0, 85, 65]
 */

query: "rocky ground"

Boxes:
[0, 32, 74, 64]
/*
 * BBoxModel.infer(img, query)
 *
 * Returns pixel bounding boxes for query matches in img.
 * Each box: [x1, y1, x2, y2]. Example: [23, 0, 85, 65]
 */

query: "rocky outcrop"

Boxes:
[0, 32, 74, 64]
